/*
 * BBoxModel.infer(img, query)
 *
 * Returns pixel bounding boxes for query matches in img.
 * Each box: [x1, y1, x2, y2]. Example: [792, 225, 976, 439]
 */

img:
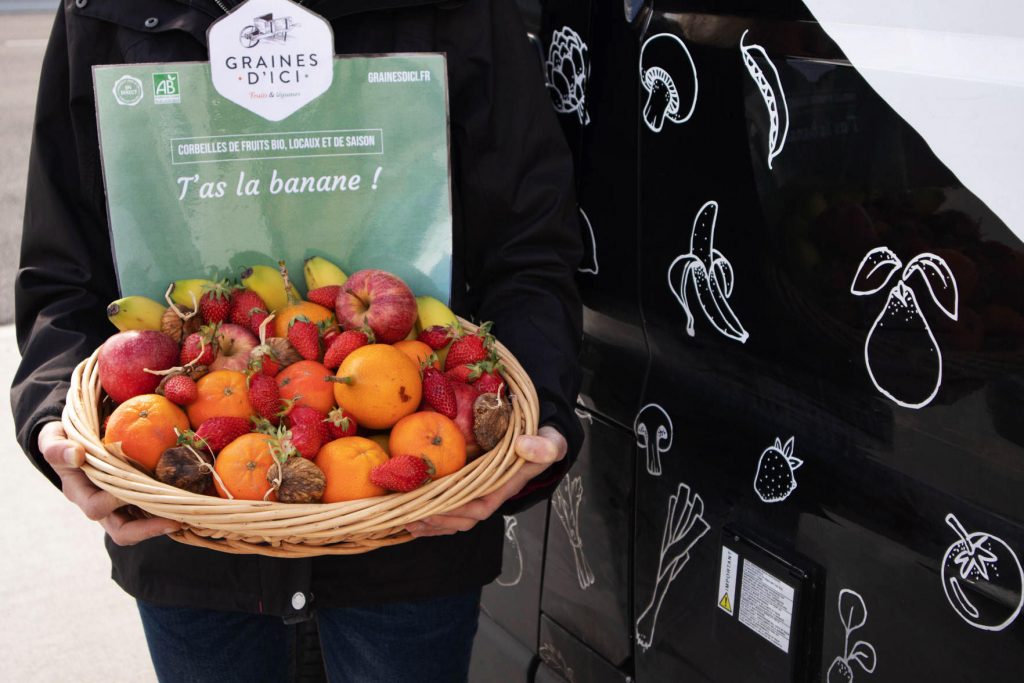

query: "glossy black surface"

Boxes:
[540, 410, 634, 667]
[479, 2, 1024, 681]
[539, 615, 633, 683]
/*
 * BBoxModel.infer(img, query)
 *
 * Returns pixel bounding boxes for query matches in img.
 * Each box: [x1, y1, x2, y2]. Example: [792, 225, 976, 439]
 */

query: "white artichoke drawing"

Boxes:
[546, 26, 591, 126]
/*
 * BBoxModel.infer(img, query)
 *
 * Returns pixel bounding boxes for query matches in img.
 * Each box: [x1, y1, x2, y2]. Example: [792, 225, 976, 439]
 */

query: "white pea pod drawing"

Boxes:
[639, 33, 698, 133]
[740, 30, 789, 170]
[850, 247, 959, 409]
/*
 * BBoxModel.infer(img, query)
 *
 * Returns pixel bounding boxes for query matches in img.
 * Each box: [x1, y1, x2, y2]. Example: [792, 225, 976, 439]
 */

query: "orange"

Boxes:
[214, 433, 278, 501]
[393, 339, 439, 370]
[103, 394, 190, 471]
[274, 302, 337, 339]
[332, 344, 422, 430]
[389, 411, 466, 478]
[186, 370, 252, 428]
[277, 360, 336, 414]
[315, 436, 389, 502]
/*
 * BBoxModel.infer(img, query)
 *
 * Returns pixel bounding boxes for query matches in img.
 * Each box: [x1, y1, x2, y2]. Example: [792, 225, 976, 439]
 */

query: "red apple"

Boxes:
[335, 269, 417, 344]
[97, 330, 179, 403]
[450, 380, 481, 459]
[209, 323, 259, 372]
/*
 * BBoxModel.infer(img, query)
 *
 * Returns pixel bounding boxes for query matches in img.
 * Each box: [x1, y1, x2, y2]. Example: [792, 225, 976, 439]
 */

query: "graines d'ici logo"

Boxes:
[225, 13, 321, 86]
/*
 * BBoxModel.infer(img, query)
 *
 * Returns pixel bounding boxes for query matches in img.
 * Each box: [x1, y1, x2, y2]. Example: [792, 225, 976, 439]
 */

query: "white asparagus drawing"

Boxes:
[827, 589, 876, 683]
[552, 475, 596, 590]
[639, 33, 698, 133]
[578, 207, 598, 275]
[633, 403, 673, 477]
[941, 513, 1024, 631]
[740, 29, 789, 170]
[636, 482, 711, 650]
[850, 247, 958, 408]
[753, 436, 802, 503]
[667, 201, 749, 343]
[546, 26, 591, 126]
[495, 515, 524, 588]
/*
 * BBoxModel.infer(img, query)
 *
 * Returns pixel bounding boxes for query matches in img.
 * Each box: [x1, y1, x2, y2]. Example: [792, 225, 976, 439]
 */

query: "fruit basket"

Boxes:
[61, 318, 537, 557]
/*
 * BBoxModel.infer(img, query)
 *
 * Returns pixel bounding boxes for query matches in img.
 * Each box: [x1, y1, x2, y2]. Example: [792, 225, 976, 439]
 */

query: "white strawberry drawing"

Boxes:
[753, 436, 801, 503]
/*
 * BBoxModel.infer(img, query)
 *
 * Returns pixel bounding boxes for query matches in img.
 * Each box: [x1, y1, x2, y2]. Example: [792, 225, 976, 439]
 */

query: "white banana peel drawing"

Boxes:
[552, 475, 596, 590]
[496, 515, 524, 588]
[636, 482, 710, 651]
[668, 201, 749, 343]
[740, 30, 789, 170]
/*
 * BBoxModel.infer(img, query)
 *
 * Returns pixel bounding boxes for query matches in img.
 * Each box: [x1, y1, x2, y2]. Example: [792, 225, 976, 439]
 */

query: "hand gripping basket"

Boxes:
[61, 319, 537, 557]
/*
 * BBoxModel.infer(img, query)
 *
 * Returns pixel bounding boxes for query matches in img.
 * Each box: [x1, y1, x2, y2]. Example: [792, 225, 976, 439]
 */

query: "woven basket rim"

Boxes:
[61, 317, 538, 557]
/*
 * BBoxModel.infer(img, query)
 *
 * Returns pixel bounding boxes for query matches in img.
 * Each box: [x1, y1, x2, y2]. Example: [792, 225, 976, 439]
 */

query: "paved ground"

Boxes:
[0, 10, 52, 326]
[0, 325, 157, 681]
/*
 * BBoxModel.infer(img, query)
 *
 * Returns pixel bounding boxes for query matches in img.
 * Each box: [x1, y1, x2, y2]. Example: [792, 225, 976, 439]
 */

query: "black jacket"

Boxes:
[12, 0, 583, 618]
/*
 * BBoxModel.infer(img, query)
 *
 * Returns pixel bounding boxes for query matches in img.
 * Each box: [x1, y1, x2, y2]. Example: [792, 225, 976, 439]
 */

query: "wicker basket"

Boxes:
[61, 319, 537, 557]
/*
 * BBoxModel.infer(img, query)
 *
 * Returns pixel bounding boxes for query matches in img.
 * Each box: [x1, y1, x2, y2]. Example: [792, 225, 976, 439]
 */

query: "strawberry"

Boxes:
[248, 349, 281, 377]
[473, 370, 505, 395]
[422, 367, 457, 418]
[324, 407, 357, 439]
[189, 416, 252, 455]
[322, 327, 340, 348]
[284, 405, 329, 443]
[248, 308, 271, 336]
[287, 421, 322, 459]
[307, 285, 341, 310]
[445, 364, 476, 385]
[417, 325, 455, 351]
[288, 316, 321, 361]
[323, 329, 370, 369]
[199, 281, 233, 324]
[230, 290, 267, 327]
[248, 373, 282, 422]
[370, 455, 435, 492]
[180, 325, 217, 367]
[163, 374, 197, 406]
[444, 324, 493, 371]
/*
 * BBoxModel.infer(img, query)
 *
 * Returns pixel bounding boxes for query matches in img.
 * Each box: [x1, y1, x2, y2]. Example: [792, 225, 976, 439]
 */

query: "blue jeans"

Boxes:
[137, 590, 481, 683]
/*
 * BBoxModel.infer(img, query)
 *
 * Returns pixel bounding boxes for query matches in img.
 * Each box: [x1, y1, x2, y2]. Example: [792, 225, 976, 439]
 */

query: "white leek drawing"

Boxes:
[552, 475, 596, 590]
[539, 643, 575, 682]
[636, 483, 710, 650]
[667, 201, 749, 343]
[495, 515, 524, 588]
[740, 29, 789, 170]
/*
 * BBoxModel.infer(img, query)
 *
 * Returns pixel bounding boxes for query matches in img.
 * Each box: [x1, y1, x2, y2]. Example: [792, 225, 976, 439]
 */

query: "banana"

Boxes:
[415, 295, 459, 334]
[106, 295, 166, 331]
[241, 264, 288, 312]
[667, 201, 749, 343]
[303, 256, 348, 291]
[168, 279, 215, 309]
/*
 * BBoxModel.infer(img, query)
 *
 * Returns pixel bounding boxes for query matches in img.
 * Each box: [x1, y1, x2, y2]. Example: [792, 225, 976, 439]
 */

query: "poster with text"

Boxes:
[94, 55, 451, 304]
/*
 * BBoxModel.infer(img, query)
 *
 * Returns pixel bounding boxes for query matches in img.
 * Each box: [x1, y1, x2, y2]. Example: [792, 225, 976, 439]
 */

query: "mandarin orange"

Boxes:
[273, 302, 337, 339]
[331, 344, 422, 430]
[393, 339, 439, 370]
[277, 360, 336, 414]
[103, 394, 190, 471]
[389, 411, 466, 478]
[186, 370, 252, 428]
[315, 436, 389, 502]
[214, 432, 278, 501]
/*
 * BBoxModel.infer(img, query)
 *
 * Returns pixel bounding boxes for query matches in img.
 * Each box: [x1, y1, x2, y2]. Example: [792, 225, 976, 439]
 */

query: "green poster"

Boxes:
[93, 55, 452, 304]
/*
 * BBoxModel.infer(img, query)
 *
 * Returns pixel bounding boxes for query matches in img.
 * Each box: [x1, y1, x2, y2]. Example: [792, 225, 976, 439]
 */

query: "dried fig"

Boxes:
[272, 457, 326, 504]
[155, 446, 213, 494]
[473, 392, 511, 452]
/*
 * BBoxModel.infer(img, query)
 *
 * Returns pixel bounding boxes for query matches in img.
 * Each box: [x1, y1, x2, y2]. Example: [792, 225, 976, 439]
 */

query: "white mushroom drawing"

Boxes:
[740, 29, 789, 170]
[552, 475, 596, 590]
[667, 201, 749, 343]
[827, 589, 877, 683]
[546, 26, 591, 126]
[639, 33, 698, 133]
[634, 403, 673, 477]
[578, 207, 598, 275]
[850, 247, 959, 409]
[495, 515, 524, 588]
[636, 482, 710, 651]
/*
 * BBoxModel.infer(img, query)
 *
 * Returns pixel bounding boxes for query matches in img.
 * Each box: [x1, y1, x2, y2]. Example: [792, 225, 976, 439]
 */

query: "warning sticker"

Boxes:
[737, 559, 795, 652]
[717, 546, 739, 615]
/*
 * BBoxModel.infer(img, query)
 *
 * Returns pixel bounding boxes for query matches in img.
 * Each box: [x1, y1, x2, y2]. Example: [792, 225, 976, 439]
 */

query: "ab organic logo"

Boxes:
[153, 72, 181, 104]
[112, 75, 144, 107]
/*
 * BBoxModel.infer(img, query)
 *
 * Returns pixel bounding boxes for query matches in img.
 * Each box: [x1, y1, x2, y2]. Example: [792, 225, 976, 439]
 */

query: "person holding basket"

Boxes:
[12, 0, 583, 680]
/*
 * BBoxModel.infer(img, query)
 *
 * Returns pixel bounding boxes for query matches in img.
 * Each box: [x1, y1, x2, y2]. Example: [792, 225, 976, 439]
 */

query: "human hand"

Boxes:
[38, 421, 180, 545]
[405, 425, 567, 537]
